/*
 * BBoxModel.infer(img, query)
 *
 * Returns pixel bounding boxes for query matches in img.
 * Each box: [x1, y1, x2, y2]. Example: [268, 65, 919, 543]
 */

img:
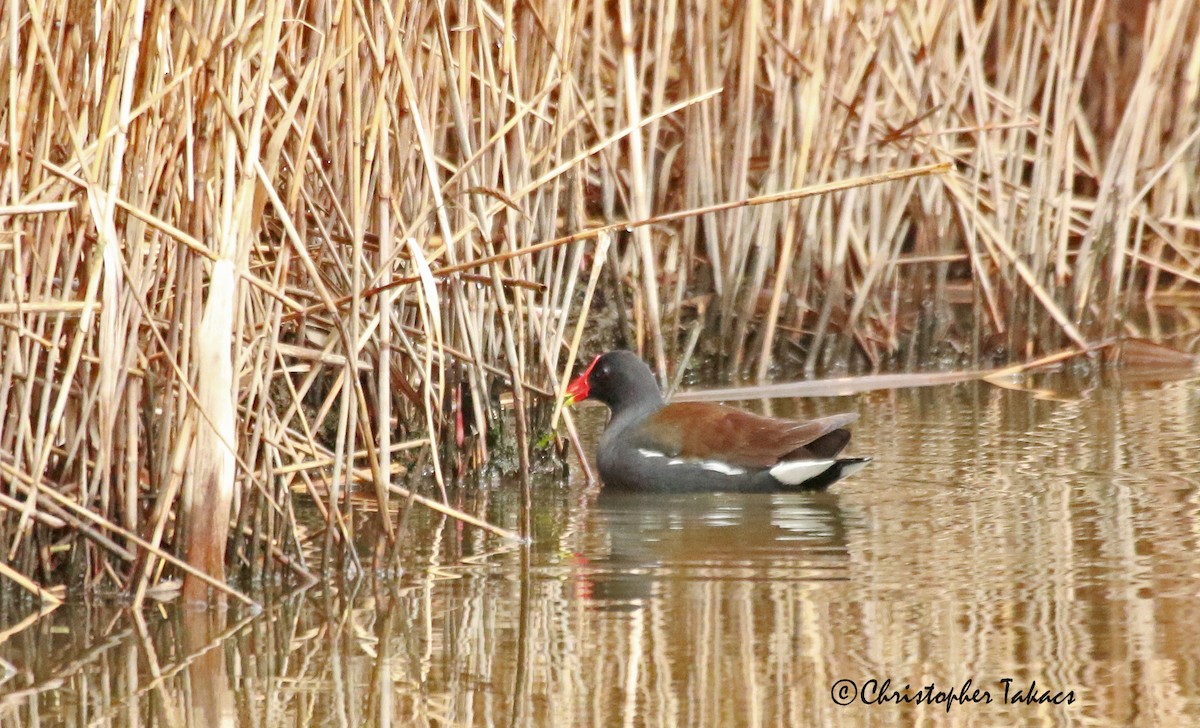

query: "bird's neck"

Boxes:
[606, 386, 663, 432]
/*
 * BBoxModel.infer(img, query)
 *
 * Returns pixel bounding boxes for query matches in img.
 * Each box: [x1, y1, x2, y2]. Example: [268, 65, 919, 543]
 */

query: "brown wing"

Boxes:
[630, 402, 858, 468]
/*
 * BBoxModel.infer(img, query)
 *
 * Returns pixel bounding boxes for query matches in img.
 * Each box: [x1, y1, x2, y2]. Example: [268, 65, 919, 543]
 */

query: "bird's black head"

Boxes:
[564, 350, 662, 413]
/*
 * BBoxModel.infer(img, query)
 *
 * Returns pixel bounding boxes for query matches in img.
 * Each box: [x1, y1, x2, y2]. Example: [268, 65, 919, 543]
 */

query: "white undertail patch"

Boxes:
[769, 459, 835, 485]
[840, 460, 870, 478]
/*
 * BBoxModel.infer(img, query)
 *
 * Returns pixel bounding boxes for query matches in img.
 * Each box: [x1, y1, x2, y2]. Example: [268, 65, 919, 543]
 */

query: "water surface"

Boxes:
[2, 373, 1199, 726]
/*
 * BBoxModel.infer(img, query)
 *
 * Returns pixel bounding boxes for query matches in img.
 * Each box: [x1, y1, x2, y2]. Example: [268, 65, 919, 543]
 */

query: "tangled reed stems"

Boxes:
[0, 1, 1196, 602]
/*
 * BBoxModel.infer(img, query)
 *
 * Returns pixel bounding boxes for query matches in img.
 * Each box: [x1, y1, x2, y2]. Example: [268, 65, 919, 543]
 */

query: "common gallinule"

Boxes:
[565, 351, 870, 492]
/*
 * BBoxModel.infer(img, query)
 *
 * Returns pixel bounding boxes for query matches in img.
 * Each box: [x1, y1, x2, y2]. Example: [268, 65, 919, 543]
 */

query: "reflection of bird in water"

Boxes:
[574, 491, 854, 607]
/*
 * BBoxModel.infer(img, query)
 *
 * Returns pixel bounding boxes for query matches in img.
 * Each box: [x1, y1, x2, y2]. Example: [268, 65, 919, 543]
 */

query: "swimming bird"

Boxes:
[565, 350, 870, 492]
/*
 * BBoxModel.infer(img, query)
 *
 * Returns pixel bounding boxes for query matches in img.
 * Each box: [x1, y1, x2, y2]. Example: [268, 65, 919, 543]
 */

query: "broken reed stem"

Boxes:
[676, 343, 1113, 402]
[0, 560, 63, 606]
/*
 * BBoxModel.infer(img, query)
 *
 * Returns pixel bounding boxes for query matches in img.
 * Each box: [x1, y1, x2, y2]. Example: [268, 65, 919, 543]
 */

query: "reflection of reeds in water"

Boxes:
[3, 381, 1199, 726]
[1, 1, 1198, 597]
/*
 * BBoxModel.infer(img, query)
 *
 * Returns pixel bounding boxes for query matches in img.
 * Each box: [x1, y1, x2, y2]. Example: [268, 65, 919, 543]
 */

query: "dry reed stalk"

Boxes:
[550, 231, 612, 431]
[1, 0, 1196, 600]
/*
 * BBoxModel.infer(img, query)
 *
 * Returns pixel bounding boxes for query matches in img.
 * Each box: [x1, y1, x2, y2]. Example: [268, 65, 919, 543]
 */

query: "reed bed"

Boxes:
[4, 379, 1200, 727]
[0, 0, 1197, 601]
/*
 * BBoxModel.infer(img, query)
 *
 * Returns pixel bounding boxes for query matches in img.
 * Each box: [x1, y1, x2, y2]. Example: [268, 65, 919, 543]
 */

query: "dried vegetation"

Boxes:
[0, 0, 1197, 601]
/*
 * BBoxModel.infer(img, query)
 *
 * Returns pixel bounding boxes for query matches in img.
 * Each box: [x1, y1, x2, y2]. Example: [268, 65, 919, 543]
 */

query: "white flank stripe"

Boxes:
[638, 446, 748, 474]
[769, 459, 835, 485]
[700, 461, 746, 476]
[637, 449, 751, 476]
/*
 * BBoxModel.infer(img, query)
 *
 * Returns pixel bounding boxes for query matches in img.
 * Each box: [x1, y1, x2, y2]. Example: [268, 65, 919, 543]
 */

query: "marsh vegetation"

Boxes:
[0, 0, 1197, 602]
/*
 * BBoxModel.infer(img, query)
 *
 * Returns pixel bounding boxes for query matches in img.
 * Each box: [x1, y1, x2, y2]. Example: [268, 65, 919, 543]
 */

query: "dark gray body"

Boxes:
[595, 395, 867, 493]
[578, 351, 869, 493]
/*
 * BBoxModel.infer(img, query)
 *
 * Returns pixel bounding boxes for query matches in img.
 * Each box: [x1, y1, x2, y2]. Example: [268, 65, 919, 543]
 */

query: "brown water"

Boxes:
[2, 373, 1199, 727]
